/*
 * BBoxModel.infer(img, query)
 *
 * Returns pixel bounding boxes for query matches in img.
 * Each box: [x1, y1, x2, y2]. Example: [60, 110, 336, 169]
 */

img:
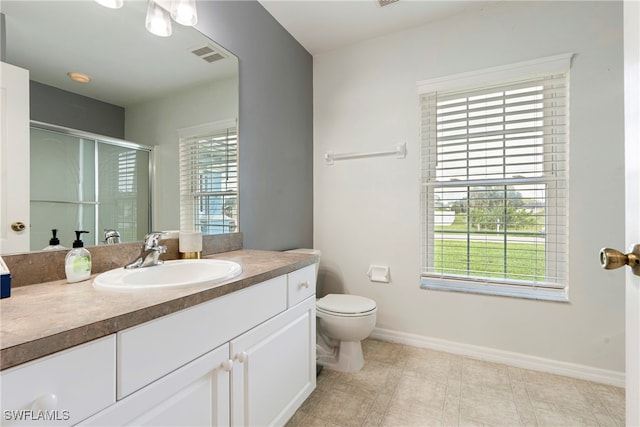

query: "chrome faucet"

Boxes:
[103, 228, 121, 245]
[125, 232, 167, 269]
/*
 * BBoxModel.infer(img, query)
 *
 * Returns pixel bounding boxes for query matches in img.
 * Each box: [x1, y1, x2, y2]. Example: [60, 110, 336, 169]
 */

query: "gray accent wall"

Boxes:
[30, 81, 125, 139]
[195, 1, 314, 251]
[1, 13, 6, 62]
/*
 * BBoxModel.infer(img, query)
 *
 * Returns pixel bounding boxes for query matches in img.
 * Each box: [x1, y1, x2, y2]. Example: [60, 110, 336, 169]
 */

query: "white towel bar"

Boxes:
[324, 142, 406, 165]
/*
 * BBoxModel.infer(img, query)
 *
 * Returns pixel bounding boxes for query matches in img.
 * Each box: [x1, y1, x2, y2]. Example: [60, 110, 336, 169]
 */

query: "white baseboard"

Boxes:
[370, 327, 625, 388]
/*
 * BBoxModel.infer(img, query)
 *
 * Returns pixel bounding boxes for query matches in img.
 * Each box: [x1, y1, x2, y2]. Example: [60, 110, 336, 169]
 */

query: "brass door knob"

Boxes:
[599, 245, 640, 276]
[11, 221, 26, 232]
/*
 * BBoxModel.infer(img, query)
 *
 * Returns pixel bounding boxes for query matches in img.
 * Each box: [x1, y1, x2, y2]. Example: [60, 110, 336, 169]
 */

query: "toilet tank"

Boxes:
[285, 248, 321, 279]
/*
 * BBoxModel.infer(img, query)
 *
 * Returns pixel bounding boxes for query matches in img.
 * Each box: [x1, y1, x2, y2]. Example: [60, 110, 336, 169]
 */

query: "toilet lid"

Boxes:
[316, 294, 376, 315]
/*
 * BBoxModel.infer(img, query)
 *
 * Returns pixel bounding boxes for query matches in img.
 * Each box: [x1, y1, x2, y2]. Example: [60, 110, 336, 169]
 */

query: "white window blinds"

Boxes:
[420, 67, 569, 301]
[179, 123, 238, 234]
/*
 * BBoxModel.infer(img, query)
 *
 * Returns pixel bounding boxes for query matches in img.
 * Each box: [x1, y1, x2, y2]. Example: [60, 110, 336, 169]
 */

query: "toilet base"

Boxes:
[317, 340, 364, 372]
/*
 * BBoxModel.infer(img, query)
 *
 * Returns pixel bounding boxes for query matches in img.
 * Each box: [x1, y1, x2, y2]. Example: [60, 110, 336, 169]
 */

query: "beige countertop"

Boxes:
[0, 249, 317, 371]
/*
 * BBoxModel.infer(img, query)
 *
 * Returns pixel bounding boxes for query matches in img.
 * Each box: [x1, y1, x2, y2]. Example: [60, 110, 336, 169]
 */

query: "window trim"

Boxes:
[417, 53, 573, 95]
[418, 54, 572, 302]
[177, 119, 238, 140]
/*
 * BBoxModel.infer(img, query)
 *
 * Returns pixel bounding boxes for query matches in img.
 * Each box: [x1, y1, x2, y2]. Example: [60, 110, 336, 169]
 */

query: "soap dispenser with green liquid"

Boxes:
[65, 231, 91, 283]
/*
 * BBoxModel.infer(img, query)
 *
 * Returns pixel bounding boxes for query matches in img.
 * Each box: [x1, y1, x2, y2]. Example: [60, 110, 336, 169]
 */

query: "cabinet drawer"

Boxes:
[287, 264, 316, 307]
[117, 275, 287, 399]
[0, 336, 116, 426]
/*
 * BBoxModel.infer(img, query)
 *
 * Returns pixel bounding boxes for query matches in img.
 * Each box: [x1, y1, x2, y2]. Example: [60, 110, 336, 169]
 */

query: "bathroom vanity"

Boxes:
[0, 250, 317, 426]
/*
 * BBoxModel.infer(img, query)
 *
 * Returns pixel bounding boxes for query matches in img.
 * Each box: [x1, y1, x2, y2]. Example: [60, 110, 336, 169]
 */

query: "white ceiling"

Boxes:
[258, 0, 485, 55]
[1, 0, 484, 107]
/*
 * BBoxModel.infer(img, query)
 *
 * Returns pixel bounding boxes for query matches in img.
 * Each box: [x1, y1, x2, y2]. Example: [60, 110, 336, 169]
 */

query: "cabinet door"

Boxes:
[81, 344, 231, 427]
[230, 297, 316, 427]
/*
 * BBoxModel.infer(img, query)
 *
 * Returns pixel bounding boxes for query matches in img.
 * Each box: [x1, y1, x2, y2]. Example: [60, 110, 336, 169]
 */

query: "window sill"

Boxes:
[420, 277, 569, 302]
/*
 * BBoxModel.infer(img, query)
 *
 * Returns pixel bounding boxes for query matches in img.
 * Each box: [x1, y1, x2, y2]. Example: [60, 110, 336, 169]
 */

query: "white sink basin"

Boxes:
[93, 259, 242, 290]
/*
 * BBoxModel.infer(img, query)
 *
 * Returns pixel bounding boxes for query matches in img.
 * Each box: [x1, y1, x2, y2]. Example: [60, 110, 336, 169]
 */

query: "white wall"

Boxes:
[124, 76, 238, 232]
[314, 1, 626, 375]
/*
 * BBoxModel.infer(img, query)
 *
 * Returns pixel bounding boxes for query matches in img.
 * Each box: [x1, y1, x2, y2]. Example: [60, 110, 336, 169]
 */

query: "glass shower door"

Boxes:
[30, 128, 97, 250]
[30, 125, 152, 250]
[98, 143, 150, 243]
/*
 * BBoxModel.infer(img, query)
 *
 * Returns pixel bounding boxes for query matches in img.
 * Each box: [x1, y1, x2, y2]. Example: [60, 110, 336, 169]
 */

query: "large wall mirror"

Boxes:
[0, 0, 239, 254]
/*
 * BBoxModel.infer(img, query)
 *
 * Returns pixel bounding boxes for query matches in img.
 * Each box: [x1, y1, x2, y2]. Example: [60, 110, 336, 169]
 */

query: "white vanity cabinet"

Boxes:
[230, 296, 315, 426]
[0, 336, 116, 426]
[115, 275, 288, 400]
[228, 263, 317, 426]
[82, 263, 317, 427]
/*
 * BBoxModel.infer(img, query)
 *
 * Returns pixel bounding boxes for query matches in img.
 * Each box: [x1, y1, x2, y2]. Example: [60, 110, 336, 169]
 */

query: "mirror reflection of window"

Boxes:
[117, 152, 136, 193]
[180, 121, 238, 235]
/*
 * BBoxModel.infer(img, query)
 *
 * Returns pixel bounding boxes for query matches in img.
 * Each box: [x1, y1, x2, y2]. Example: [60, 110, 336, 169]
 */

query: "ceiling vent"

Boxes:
[377, 0, 399, 6]
[190, 44, 227, 64]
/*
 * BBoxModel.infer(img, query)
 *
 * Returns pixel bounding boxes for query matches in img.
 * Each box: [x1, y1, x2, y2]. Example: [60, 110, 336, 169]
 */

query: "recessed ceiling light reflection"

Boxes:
[67, 72, 91, 83]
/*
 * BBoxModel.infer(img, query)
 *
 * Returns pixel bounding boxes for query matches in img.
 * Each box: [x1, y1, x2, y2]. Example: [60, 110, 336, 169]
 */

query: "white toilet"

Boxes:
[286, 249, 378, 372]
[316, 293, 377, 372]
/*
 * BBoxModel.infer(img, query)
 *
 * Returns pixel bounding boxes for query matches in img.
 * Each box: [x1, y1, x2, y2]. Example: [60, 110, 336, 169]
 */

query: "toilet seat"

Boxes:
[316, 294, 377, 317]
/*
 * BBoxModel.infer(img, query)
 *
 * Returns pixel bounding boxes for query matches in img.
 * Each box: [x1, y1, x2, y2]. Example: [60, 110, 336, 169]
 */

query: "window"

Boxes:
[179, 120, 238, 234]
[419, 55, 570, 301]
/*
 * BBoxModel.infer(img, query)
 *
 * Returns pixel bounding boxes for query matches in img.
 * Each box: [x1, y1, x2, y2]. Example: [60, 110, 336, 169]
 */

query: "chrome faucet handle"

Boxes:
[143, 232, 165, 249]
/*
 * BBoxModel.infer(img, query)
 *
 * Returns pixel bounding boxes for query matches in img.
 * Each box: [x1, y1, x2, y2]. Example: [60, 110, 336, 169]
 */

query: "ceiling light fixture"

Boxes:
[95, 0, 198, 37]
[170, 0, 197, 26]
[145, 0, 172, 37]
[95, 0, 123, 9]
[67, 72, 91, 83]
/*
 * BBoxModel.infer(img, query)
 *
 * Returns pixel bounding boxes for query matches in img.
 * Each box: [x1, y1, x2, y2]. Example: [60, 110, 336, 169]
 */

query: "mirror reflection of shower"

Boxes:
[30, 123, 152, 250]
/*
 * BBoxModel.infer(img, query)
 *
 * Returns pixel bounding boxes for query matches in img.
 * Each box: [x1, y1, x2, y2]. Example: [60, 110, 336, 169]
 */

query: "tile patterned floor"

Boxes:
[287, 339, 625, 427]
